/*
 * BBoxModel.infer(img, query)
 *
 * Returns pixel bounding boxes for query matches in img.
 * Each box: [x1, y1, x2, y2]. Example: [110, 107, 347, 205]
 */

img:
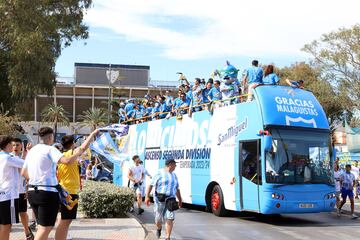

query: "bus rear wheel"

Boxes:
[211, 185, 226, 217]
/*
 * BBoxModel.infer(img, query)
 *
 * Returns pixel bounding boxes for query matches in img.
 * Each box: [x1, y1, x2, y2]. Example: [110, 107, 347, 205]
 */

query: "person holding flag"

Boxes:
[55, 129, 99, 240]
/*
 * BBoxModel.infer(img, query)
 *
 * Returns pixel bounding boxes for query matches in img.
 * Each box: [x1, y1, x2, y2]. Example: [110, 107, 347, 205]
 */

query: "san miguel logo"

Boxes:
[217, 117, 248, 145]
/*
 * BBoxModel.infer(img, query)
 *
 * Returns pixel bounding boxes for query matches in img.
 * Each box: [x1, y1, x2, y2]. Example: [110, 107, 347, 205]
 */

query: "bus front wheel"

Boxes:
[211, 185, 226, 217]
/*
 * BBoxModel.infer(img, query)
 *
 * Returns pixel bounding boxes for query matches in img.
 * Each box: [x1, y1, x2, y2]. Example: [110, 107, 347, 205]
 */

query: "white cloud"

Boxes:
[85, 0, 360, 60]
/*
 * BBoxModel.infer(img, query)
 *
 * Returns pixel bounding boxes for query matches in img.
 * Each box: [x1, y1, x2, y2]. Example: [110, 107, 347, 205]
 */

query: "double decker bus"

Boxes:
[113, 85, 336, 216]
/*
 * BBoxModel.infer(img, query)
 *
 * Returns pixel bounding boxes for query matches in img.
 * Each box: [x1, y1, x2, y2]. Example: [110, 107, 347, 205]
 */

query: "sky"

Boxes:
[55, 0, 360, 83]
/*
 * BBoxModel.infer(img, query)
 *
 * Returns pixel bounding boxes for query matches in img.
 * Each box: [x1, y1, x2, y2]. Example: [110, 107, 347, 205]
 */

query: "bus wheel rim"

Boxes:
[212, 191, 220, 210]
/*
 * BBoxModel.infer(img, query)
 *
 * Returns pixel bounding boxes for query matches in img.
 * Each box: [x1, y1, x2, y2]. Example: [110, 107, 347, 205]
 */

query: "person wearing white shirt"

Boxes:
[11, 138, 33, 240]
[127, 155, 145, 215]
[334, 163, 343, 211]
[0, 135, 24, 240]
[21, 127, 85, 240]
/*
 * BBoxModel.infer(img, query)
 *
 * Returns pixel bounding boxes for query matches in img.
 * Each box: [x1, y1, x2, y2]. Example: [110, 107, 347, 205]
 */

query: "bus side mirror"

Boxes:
[264, 135, 273, 152]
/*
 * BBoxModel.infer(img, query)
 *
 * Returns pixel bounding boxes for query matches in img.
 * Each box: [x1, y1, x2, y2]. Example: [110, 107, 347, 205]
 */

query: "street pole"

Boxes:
[107, 63, 111, 124]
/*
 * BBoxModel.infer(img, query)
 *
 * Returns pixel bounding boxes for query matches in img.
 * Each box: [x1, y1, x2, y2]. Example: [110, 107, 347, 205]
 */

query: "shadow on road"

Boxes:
[179, 203, 359, 227]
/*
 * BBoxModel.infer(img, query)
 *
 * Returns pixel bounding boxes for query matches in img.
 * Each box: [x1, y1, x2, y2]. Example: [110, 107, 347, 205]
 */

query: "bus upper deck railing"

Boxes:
[122, 93, 251, 125]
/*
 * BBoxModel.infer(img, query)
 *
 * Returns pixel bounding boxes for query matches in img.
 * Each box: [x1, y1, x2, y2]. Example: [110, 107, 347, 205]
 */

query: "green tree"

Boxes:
[302, 24, 360, 106]
[79, 108, 107, 131]
[41, 103, 70, 137]
[279, 62, 353, 130]
[0, 0, 92, 112]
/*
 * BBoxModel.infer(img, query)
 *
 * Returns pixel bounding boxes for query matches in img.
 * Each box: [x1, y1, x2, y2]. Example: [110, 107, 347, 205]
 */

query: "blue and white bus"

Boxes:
[113, 85, 336, 216]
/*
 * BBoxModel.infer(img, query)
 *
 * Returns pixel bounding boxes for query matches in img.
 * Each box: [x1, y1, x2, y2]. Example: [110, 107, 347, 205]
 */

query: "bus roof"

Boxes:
[254, 85, 329, 130]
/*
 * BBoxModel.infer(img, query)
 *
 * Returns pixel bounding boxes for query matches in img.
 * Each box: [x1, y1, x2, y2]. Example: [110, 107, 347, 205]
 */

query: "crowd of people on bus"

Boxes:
[117, 60, 305, 124]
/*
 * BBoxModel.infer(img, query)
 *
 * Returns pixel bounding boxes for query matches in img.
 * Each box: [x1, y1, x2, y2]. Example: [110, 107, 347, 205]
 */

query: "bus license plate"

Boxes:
[299, 203, 314, 208]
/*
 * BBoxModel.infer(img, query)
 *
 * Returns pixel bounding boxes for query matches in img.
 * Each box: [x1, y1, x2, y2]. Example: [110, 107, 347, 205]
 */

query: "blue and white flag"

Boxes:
[98, 124, 129, 137]
[90, 132, 129, 164]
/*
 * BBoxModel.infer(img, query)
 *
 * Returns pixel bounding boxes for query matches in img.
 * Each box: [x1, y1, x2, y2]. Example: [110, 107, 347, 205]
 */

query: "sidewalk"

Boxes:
[10, 211, 145, 240]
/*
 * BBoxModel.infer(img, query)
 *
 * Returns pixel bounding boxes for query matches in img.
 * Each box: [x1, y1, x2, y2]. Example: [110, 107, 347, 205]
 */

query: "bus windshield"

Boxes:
[265, 128, 333, 185]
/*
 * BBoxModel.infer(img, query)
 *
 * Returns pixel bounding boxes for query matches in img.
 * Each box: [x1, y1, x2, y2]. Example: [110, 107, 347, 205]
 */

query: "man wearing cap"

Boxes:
[145, 159, 182, 240]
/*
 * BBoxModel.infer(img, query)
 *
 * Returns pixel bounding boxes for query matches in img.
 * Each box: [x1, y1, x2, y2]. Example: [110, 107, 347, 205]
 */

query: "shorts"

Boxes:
[0, 199, 19, 225]
[130, 183, 142, 195]
[18, 193, 28, 213]
[341, 188, 354, 200]
[154, 200, 174, 224]
[60, 194, 79, 220]
[28, 190, 59, 226]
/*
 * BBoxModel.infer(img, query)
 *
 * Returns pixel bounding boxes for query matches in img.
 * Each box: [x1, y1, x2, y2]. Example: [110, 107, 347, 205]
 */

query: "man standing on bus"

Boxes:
[242, 60, 263, 101]
[145, 159, 182, 240]
[338, 164, 358, 219]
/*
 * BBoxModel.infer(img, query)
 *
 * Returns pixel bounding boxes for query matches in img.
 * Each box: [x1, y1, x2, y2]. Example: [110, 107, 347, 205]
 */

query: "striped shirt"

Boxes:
[151, 169, 179, 197]
[23, 144, 63, 192]
[340, 171, 355, 190]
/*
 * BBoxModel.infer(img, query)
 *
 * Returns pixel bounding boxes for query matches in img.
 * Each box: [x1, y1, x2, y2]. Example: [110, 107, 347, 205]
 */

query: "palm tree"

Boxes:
[78, 108, 107, 131]
[41, 103, 70, 137]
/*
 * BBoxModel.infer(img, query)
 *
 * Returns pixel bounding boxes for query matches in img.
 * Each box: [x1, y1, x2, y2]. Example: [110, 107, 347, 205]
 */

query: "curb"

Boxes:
[127, 212, 158, 240]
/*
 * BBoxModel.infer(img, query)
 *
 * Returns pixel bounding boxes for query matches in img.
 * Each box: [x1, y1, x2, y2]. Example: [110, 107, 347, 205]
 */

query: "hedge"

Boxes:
[79, 180, 135, 218]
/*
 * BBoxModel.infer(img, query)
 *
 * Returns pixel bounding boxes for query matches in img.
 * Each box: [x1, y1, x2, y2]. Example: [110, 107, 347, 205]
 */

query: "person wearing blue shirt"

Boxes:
[164, 90, 174, 109]
[286, 79, 305, 89]
[152, 101, 162, 120]
[263, 65, 280, 85]
[159, 97, 171, 119]
[127, 105, 143, 122]
[207, 80, 222, 102]
[145, 159, 182, 240]
[243, 60, 263, 101]
[173, 92, 190, 115]
[202, 82, 212, 104]
[184, 85, 193, 102]
[124, 101, 135, 114]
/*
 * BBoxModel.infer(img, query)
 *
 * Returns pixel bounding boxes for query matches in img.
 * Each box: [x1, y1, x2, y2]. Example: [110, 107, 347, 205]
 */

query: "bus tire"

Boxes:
[211, 185, 226, 217]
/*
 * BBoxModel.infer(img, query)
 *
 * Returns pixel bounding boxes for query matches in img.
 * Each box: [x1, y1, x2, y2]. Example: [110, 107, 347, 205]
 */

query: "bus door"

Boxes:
[239, 140, 261, 212]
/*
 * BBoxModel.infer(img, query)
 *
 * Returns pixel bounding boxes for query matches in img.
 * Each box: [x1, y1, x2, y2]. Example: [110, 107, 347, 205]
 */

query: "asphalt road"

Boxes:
[134, 203, 360, 240]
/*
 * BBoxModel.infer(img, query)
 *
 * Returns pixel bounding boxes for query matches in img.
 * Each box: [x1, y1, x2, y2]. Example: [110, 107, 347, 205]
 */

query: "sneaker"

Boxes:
[156, 228, 161, 238]
[129, 207, 134, 213]
[337, 209, 341, 217]
[137, 208, 144, 215]
[29, 221, 36, 231]
[351, 214, 358, 219]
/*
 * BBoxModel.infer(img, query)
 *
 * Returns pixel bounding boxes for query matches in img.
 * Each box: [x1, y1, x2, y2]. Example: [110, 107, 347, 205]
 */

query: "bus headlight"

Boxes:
[271, 193, 284, 200]
[325, 193, 336, 199]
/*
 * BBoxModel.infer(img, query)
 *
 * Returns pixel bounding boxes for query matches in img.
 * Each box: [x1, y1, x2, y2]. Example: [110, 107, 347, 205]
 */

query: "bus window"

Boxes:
[265, 129, 333, 185]
[241, 141, 261, 185]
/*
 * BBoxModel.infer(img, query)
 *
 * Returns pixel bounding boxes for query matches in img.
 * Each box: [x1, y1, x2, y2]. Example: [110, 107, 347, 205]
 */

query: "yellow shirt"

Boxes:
[57, 150, 80, 195]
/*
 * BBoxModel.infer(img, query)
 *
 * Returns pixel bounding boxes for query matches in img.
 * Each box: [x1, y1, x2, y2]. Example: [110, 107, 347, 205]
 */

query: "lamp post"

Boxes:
[106, 64, 120, 124]
[107, 64, 112, 124]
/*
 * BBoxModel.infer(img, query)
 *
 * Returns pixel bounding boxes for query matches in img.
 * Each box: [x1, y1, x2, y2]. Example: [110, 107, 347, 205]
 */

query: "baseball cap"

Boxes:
[165, 159, 178, 166]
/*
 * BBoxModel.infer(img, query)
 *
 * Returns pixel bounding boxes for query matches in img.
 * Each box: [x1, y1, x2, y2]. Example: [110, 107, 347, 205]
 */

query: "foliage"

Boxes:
[0, 0, 92, 112]
[79, 181, 135, 218]
[78, 107, 108, 130]
[302, 24, 360, 106]
[0, 104, 20, 135]
[41, 103, 70, 136]
[279, 62, 354, 130]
